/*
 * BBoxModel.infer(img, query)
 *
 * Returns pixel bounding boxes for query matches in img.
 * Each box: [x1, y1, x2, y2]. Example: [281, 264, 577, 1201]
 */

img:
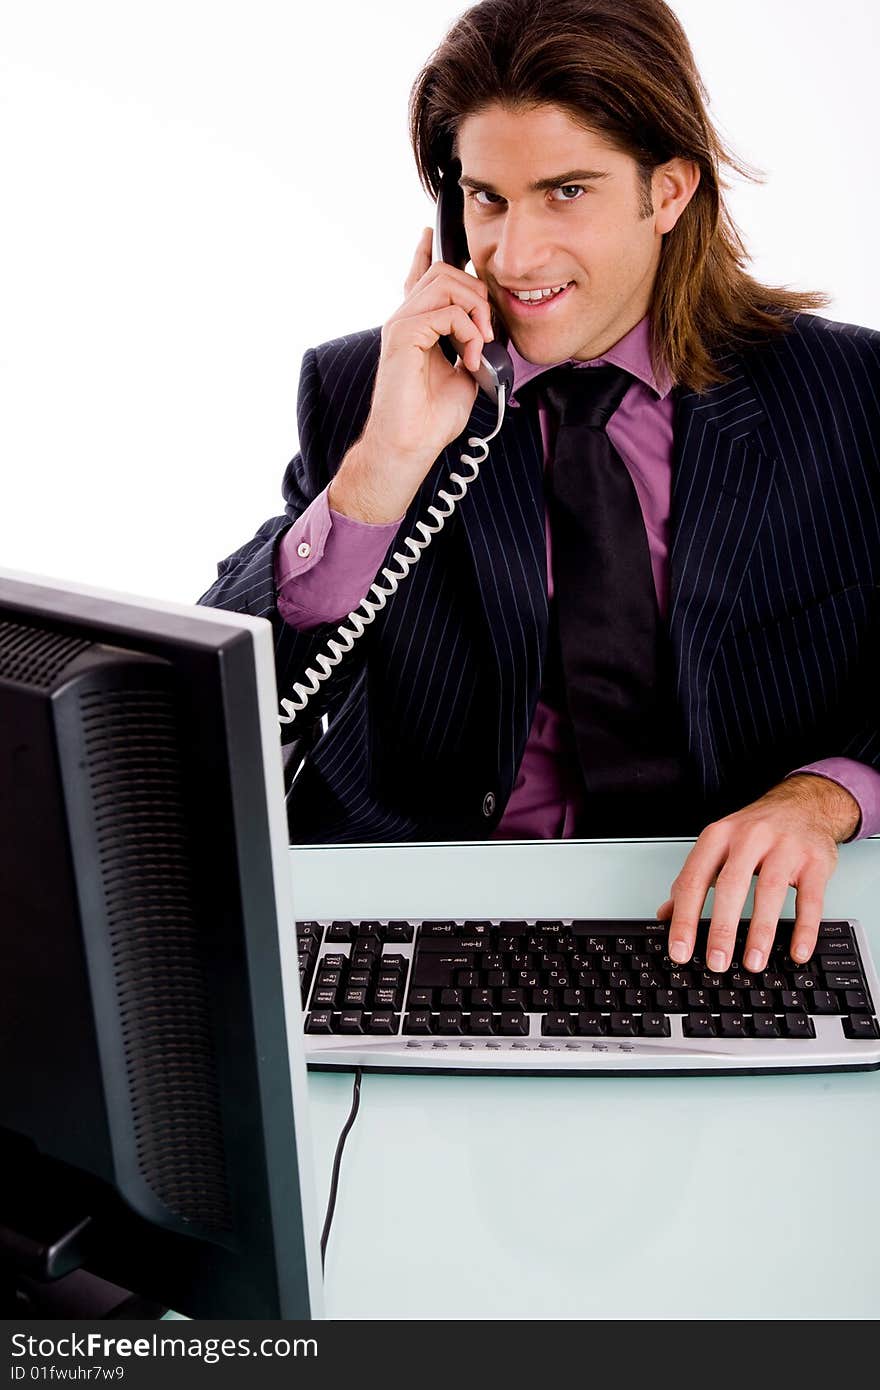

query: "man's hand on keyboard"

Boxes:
[655, 774, 861, 974]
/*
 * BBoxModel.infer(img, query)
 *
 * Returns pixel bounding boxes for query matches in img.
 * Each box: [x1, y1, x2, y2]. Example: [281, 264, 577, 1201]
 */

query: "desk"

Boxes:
[292, 838, 880, 1320]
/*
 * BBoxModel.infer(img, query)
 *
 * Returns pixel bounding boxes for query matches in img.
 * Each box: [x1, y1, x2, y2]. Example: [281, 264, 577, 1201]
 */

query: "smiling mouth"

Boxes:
[499, 281, 575, 314]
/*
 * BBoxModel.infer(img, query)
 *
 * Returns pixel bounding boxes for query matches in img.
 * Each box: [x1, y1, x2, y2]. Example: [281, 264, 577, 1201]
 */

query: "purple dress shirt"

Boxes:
[274, 316, 880, 841]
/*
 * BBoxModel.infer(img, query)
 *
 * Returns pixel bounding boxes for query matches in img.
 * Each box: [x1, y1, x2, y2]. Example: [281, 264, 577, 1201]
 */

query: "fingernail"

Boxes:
[745, 948, 763, 972]
[708, 949, 727, 972]
[792, 943, 811, 963]
[669, 939, 690, 963]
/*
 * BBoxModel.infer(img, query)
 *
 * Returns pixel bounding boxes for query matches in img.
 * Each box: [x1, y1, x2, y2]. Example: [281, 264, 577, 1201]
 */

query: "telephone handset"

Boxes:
[278, 165, 511, 739]
[433, 160, 515, 407]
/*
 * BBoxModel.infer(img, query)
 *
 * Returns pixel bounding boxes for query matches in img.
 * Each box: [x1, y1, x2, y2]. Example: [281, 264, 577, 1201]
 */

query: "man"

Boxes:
[200, 0, 880, 976]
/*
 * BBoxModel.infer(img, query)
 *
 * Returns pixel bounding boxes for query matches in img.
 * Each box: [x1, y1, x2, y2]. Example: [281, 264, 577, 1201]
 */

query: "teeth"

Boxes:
[510, 283, 570, 302]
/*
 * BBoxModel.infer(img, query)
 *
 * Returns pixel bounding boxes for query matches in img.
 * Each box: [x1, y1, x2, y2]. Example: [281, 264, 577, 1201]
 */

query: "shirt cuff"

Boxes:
[274, 485, 403, 631]
[786, 758, 880, 841]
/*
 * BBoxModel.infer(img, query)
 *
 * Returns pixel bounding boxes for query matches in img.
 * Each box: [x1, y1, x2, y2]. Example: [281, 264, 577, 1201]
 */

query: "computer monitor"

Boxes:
[0, 569, 324, 1319]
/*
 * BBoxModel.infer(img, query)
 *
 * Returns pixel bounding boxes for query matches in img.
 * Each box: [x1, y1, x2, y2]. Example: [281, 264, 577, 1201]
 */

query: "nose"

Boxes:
[491, 205, 552, 284]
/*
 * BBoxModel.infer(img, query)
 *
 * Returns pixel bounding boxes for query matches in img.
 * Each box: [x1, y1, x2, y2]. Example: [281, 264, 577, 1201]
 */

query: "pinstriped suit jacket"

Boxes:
[199, 313, 880, 845]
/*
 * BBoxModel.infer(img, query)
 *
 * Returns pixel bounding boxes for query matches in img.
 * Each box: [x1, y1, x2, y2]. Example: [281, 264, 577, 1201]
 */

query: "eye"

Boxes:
[470, 189, 505, 207]
[551, 184, 586, 201]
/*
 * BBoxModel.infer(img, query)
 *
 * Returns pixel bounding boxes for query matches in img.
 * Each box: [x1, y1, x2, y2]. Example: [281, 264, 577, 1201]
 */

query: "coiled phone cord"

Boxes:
[278, 385, 507, 726]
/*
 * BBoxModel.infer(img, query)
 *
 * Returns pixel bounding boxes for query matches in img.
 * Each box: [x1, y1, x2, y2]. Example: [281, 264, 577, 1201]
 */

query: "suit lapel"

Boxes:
[669, 350, 777, 791]
[444, 390, 547, 791]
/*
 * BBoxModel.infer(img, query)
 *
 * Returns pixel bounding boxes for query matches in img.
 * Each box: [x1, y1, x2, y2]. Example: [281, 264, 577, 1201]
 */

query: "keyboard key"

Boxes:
[844, 990, 871, 1012]
[404, 1010, 433, 1035]
[717, 989, 743, 1010]
[761, 973, 786, 990]
[842, 1014, 880, 1040]
[641, 1012, 671, 1037]
[575, 1012, 605, 1036]
[818, 923, 852, 939]
[407, 988, 434, 1009]
[593, 989, 619, 1010]
[655, 988, 683, 1012]
[455, 971, 481, 989]
[668, 970, 694, 989]
[436, 1010, 464, 1034]
[468, 1011, 495, 1035]
[780, 991, 805, 1011]
[542, 1012, 572, 1036]
[752, 1012, 780, 1038]
[312, 986, 338, 1008]
[607, 1012, 638, 1036]
[437, 988, 462, 1008]
[563, 989, 587, 1008]
[305, 1010, 334, 1034]
[500, 988, 526, 1009]
[530, 988, 558, 1011]
[356, 921, 383, 938]
[624, 989, 652, 1010]
[469, 988, 495, 1009]
[825, 973, 863, 990]
[687, 989, 711, 1009]
[343, 987, 369, 1007]
[381, 953, 408, 970]
[819, 955, 858, 971]
[326, 921, 354, 942]
[373, 986, 403, 1009]
[498, 1012, 529, 1036]
[351, 951, 379, 970]
[718, 1012, 750, 1038]
[683, 1011, 715, 1037]
[338, 1010, 366, 1034]
[810, 990, 839, 1014]
[749, 989, 774, 1011]
[783, 1013, 816, 1039]
[818, 937, 856, 953]
[384, 921, 414, 942]
[368, 1012, 399, 1034]
[728, 971, 757, 989]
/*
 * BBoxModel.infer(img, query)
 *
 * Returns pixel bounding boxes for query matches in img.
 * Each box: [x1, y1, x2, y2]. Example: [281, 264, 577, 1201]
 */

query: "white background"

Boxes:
[2, 0, 877, 604]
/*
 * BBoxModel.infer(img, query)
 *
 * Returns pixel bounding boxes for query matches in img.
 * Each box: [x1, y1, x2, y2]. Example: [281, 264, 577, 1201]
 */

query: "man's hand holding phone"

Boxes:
[328, 228, 494, 524]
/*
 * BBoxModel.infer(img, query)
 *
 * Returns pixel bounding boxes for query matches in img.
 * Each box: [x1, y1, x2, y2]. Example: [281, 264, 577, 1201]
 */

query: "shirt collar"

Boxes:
[507, 314, 675, 405]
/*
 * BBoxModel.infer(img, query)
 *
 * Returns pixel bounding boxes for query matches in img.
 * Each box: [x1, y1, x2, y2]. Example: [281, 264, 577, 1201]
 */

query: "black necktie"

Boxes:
[540, 363, 698, 834]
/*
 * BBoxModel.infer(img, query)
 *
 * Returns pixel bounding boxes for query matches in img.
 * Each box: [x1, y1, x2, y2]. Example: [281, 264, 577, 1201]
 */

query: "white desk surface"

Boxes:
[291, 838, 880, 1320]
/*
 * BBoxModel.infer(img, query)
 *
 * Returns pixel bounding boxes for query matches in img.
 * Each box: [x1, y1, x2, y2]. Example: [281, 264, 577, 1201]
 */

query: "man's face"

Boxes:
[457, 103, 666, 364]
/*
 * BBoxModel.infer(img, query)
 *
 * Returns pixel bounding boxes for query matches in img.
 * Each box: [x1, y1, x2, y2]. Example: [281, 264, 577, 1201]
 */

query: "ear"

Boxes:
[652, 158, 701, 234]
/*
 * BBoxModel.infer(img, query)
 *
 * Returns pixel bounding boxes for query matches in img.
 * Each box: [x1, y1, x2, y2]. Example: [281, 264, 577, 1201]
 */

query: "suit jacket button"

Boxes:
[482, 792, 496, 817]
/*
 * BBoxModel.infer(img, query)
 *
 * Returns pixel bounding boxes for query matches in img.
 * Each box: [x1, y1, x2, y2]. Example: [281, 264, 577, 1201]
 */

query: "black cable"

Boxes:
[320, 1067, 362, 1267]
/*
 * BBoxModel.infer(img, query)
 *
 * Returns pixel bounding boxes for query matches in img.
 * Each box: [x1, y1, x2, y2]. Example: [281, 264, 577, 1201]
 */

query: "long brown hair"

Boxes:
[409, 0, 828, 393]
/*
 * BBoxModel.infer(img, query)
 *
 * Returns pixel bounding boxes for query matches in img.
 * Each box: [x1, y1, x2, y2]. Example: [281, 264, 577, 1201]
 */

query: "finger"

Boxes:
[403, 227, 434, 297]
[389, 304, 486, 374]
[666, 828, 729, 964]
[705, 846, 763, 973]
[789, 861, 827, 964]
[741, 850, 796, 973]
[655, 898, 673, 921]
[396, 270, 494, 345]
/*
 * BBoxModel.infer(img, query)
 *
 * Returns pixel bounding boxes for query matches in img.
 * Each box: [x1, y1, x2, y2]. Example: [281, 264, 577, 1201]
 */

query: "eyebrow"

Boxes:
[458, 168, 610, 193]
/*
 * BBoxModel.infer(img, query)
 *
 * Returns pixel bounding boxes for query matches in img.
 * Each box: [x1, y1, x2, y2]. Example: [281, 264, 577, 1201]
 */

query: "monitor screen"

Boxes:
[0, 569, 323, 1319]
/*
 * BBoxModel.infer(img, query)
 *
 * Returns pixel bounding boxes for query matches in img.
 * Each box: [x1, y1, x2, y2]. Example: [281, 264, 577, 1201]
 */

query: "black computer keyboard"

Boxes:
[296, 917, 880, 1073]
